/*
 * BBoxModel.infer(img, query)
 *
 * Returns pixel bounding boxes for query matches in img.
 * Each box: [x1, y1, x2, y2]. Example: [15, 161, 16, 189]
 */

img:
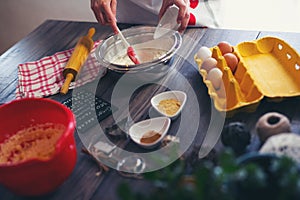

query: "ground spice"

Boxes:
[158, 98, 181, 116]
[0, 123, 65, 164]
[140, 130, 161, 144]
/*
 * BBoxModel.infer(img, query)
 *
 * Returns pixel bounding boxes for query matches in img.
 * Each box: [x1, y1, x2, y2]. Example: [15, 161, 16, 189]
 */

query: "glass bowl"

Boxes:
[95, 26, 182, 81]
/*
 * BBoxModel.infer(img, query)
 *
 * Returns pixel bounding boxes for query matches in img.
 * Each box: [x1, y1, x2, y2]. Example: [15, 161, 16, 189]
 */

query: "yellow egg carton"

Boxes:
[195, 36, 300, 115]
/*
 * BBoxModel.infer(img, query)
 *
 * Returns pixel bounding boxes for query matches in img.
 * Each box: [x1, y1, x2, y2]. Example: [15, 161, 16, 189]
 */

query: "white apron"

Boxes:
[116, 0, 222, 28]
[116, 0, 162, 25]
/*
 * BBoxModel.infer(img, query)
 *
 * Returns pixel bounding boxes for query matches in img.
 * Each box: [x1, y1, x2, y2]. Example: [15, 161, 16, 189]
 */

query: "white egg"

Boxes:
[197, 46, 212, 61]
[207, 68, 223, 90]
[201, 57, 217, 72]
[217, 82, 226, 98]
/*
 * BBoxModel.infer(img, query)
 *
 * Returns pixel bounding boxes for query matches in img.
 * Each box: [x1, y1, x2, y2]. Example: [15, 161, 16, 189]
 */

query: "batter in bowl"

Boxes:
[112, 48, 167, 66]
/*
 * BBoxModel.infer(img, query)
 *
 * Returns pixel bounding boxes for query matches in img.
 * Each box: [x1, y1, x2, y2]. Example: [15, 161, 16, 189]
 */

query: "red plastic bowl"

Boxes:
[0, 98, 76, 196]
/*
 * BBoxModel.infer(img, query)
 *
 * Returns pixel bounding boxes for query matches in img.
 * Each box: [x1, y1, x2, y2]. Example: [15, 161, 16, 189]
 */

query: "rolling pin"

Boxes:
[60, 27, 96, 94]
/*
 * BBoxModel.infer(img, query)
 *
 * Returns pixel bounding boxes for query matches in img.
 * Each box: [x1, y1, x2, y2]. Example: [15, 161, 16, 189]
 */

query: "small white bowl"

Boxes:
[151, 90, 187, 120]
[128, 117, 171, 149]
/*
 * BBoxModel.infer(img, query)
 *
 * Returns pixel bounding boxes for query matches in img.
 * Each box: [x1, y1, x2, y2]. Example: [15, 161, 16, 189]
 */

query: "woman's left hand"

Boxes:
[159, 0, 190, 33]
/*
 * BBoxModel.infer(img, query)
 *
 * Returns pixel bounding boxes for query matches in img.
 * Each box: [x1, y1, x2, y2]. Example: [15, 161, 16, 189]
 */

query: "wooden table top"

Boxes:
[1, 20, 300, 200]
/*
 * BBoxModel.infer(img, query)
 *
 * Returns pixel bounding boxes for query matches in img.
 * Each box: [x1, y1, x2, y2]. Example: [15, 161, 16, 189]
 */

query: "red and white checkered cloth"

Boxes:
[16, 40, 107, 98]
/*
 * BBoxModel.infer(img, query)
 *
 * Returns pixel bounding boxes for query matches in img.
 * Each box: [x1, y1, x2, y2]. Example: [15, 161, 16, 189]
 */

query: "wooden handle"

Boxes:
[60, 73, 74, 94]
[87, 27, 96, 39]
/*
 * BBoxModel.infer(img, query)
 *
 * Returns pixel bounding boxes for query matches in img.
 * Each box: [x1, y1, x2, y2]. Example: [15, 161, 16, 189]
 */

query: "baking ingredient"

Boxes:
[0, 123, 65, 164]
[112, 48, 167, 66]
[140, 130, 161, 144]
[196, 46, 212, 61]
[206, 67, 223, 90]
[223, 53, 238, 73]
[200, 57, 217, 72]
[158, 98, 181, 116]
[218, 41, 233, 55]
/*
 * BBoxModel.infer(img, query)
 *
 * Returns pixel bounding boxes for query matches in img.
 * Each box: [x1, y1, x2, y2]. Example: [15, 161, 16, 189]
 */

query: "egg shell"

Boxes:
[206, 67, 223, 90]
[218, 41, 233, 55]
[201, 57, 217, 72]
[197, 46, 212, 61]
[223, 53, 239, 73]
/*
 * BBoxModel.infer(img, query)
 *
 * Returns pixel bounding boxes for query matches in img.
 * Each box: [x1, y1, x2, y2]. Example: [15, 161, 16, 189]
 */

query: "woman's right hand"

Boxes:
[91, 0, 119, 34]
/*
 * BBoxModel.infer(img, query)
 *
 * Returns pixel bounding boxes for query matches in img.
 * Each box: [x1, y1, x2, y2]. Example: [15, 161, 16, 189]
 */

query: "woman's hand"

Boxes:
[159, 0, 190, 33]
[91, 0, 119, 34]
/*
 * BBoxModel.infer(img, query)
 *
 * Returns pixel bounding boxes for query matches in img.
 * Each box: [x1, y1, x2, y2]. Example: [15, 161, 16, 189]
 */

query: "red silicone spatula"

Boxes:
[116, 27, 140, 65]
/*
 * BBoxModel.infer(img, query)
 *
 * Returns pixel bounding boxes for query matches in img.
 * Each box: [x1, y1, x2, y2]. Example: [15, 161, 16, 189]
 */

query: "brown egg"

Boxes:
[201, 57, 217, 72]
[218, 41, 233, 55]
[207, 68, 223, 90]
[223, 53, 238, 73]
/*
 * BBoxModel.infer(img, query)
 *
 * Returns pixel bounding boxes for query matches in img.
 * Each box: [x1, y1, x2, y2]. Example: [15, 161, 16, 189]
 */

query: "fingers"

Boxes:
[159, 0, 173, 19]
[103, 0, 118, 33]
[174, 0, 190, 32]
[91, 0, 102, 23]
[91, 0, 118, 33]
[176, 0, 190, 32]
[160, 0, 190, 33]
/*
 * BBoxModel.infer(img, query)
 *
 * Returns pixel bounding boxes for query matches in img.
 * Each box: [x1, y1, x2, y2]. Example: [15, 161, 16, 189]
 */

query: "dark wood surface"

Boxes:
[1, 20, 300, 200]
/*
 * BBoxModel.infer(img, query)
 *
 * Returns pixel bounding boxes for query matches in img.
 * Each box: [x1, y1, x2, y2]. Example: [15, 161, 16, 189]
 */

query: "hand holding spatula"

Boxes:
[116, 26, 140, 65]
